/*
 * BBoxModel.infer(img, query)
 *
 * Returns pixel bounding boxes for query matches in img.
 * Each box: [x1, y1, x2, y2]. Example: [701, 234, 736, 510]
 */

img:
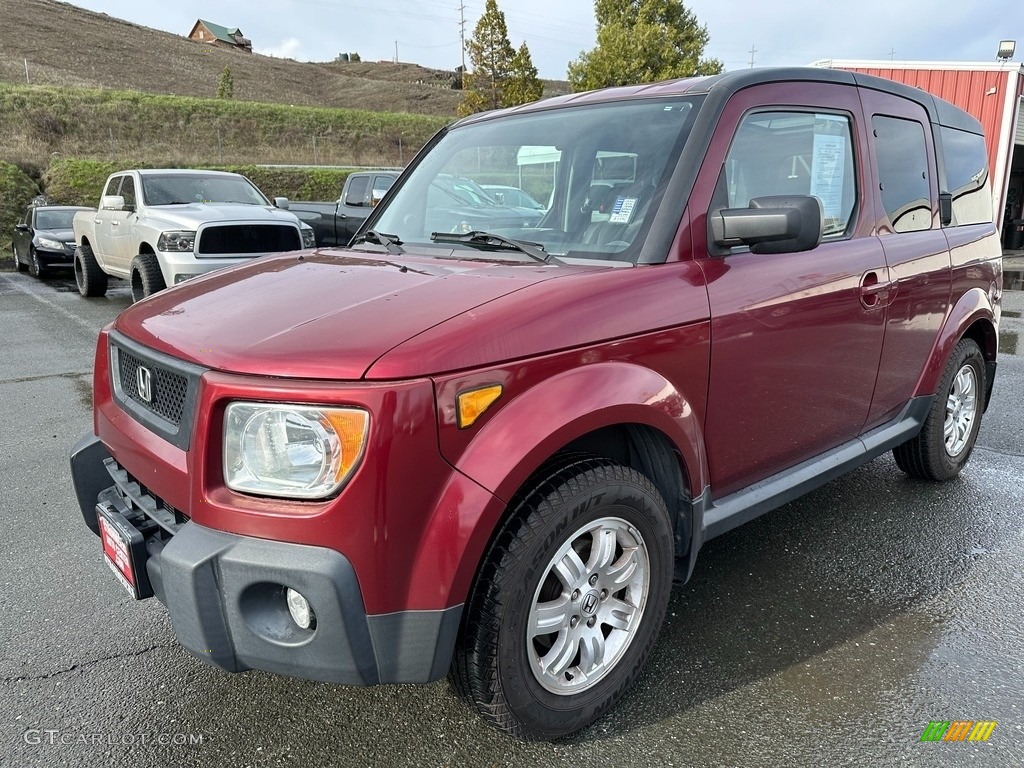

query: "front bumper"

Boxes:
[70, 434, 461, 685]
[37, 246, 76, 265]
[154, 250, 262, 288]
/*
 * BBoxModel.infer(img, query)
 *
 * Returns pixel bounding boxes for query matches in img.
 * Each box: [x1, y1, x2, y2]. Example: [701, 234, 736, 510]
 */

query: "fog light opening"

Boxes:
[286, 588, 316, 630]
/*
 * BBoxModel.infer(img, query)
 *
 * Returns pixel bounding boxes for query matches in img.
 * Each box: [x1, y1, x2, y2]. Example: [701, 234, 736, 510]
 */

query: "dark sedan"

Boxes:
[12, 204, 92, 278]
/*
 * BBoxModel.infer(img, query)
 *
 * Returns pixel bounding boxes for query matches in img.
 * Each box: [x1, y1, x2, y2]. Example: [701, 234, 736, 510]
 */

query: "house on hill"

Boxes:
[187, 20, 252, 53]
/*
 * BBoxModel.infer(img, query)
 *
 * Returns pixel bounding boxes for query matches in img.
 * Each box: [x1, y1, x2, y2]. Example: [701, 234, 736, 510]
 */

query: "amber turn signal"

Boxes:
[457, 385, 503, 429]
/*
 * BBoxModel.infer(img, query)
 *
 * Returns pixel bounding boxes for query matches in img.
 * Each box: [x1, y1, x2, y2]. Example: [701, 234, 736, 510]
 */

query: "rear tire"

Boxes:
[13, 244, 27, 272]
[893, 337, 985, 481]
[74, 244, 108, 297]
[130, 253, 166, 303]
[450, 458, 674, 740]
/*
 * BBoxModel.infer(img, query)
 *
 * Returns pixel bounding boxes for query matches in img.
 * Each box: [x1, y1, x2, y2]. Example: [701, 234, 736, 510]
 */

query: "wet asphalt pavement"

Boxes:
[1, 265, 1022, 767]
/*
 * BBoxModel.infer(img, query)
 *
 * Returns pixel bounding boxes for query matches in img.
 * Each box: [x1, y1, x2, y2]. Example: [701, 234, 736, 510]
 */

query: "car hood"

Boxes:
[38, 228, 75, 241]
[141, 204, 300, 229]
[113, 249, 593, 379]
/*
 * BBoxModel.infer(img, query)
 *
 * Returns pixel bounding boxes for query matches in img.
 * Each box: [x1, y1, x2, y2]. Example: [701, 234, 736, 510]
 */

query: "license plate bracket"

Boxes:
[96, 502, 153, 600]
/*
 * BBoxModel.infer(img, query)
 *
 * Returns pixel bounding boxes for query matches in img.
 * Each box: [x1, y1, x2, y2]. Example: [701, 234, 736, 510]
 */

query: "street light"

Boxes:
[997, 40, 1016, 60]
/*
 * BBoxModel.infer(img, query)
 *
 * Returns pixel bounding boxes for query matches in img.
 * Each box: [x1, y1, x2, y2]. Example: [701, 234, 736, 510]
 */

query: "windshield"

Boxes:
[370, 97, 702, 262]
[141, 174, 270, 206]
[34, 209, 78, 229]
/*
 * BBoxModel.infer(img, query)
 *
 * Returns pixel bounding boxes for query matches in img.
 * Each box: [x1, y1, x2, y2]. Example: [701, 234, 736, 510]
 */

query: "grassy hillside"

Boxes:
[0, 83, 450, 170]
[0, 0, 464, 115]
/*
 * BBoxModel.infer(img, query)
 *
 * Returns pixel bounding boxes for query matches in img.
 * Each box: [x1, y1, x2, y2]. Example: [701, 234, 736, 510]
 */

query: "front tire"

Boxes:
[74, 244, 107, 297]
[451, 458, 674, 740]
[130, 253, 166, 303]
[28, 247, 46, 279]
[893, 337, 986, 481]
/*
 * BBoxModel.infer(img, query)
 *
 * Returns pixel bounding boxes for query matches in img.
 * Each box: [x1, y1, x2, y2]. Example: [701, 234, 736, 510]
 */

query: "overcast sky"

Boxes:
[64, 0, 1020, 79]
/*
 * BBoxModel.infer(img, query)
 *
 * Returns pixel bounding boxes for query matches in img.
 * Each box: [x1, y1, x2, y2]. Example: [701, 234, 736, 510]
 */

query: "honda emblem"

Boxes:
[137, 366, 153, 403]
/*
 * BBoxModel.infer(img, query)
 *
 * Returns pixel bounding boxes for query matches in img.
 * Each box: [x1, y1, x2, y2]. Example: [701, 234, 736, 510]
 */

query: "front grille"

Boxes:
[117, 348, 188, 426]
[108, 331, 206, 451]
[198, 224, 301, 255]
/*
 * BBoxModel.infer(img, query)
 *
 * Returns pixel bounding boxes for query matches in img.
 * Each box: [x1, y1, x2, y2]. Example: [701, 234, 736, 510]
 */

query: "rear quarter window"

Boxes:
[939, 126, 992, 226]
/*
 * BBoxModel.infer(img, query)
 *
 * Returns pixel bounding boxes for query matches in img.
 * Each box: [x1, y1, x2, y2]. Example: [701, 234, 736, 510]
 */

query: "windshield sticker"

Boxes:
[809, 133, 847, 221]
[609, 197, 638, 224]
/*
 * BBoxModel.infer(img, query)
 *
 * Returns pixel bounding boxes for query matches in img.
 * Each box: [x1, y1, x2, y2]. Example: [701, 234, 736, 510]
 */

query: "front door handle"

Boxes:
[859, 270, 893, 309]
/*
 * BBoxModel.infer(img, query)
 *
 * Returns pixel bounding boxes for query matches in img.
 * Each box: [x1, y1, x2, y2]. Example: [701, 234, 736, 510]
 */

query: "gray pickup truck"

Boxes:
[289, 171, 399, 247]
[291, 170, 547, 247]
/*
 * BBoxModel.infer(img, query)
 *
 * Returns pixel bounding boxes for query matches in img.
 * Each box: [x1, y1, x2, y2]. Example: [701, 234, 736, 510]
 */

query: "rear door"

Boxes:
[857, 89, 951, 428]
[692, 82, 888, 497]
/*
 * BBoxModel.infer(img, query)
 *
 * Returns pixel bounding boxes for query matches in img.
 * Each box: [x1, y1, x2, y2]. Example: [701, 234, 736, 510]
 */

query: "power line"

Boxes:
[458, 0, 466, 87]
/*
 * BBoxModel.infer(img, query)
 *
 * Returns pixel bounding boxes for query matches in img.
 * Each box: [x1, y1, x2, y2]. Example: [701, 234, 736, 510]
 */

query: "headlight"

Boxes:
[301, 226, 316, 249]
[37, 237, 64, 250]
[157, 231, 196, 252]
[224, 402, 368, 499]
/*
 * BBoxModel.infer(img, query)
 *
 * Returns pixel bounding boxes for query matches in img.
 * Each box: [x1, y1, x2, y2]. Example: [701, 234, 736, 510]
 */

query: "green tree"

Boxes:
[458, 0, 516, 116]
[216, 66, 234, 99]
[568, 0, 723, 91]
[503, 42, 543, 107]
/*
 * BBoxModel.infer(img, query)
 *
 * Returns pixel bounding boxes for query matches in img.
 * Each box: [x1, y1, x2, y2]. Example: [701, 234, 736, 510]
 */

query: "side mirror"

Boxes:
[273, 197, 290, 209]
[710, 195, 823, 255]
[101, 195, 127, 211]
[15, 223, 30, 232]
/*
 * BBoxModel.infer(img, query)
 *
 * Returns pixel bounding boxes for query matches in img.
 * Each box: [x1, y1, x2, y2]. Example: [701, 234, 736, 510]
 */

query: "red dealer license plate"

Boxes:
[96, 504, 151, 600]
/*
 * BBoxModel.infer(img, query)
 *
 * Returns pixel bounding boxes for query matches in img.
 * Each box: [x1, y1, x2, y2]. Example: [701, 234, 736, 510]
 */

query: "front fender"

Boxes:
[405, 347, 710, 610]
[914, 287, 998, 398]
[444, 359, 708, 502]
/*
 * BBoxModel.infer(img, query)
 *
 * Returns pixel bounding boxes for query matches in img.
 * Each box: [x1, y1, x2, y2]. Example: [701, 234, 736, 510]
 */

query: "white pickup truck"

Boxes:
[73, 169, 315, 302]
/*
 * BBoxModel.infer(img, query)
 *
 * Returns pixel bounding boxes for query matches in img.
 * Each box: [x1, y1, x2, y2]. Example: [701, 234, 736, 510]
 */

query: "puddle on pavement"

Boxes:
[1005, 269, 1024, 291]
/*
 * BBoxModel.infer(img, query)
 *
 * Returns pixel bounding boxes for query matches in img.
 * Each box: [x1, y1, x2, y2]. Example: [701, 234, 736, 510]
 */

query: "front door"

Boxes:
[691, 82, 888, 497]
[110, 175, 140, 273]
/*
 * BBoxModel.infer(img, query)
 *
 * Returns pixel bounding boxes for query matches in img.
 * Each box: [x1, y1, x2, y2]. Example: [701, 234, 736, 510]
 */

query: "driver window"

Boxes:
[119, 177, 137, 209]
[104, 175, 124, 198]
[344, 176, 370, 207]
[724, 111, 857, 237]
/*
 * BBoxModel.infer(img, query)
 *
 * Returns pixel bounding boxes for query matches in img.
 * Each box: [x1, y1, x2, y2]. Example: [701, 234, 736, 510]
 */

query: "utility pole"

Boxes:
[394, 41, 398, 64]
[888, 47, 896, 60]
[748, 44, 757, 69]
[458, 0, 467, 89]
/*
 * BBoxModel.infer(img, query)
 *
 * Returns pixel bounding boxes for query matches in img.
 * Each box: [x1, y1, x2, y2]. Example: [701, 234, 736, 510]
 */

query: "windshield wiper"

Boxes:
[430, 231, 562, 264]
[351, 230, 404, 254]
